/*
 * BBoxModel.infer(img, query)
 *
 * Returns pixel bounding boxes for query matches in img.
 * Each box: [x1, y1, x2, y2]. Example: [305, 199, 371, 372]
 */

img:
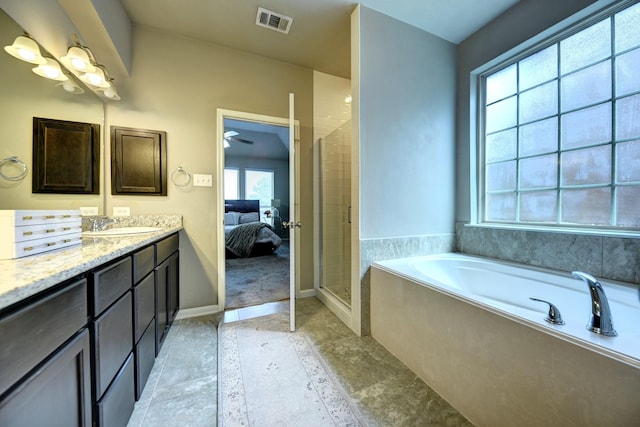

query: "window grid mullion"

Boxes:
[556, 41, 563, 225]
[610, 14, 617, 226]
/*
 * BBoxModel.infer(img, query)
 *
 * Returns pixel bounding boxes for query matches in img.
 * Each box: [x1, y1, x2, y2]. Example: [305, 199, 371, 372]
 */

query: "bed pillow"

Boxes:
[224, 212, 240, 225]
[239, 212, 259, 224]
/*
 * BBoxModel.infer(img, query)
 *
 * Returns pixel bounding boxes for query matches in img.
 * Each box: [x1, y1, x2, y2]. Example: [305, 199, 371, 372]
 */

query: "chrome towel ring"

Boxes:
[0, 156, 28, 181]
[171, 166, 192, 187]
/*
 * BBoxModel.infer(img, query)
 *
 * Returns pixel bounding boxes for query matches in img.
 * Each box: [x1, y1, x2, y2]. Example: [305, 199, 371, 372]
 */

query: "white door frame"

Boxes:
[216, 108, 300, 312]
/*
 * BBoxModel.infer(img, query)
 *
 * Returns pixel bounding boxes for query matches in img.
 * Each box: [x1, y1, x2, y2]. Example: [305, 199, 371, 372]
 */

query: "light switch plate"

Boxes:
[113, 207, 130, 216]
[193, 174, 213, 187]
[80, 206, 99, 216]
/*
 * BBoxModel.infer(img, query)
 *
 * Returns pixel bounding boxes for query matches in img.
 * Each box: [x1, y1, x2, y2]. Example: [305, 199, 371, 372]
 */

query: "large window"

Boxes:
[481, 1, 640, 230]
[245, 169, 274, 215]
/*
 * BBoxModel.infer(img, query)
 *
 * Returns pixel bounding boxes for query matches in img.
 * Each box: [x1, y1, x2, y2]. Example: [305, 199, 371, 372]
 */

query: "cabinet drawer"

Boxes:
[133, 273, 155, 343]
[133, 245, 155, 284]
[95, 353, 135, 427]
[155, 233, 178, 264]
[91, 257, 132, 316]
[0, 278, 87, 396]
[92, 291, 133, 399]
[0, 329, 91, 427]
[134, 320, 155, 401]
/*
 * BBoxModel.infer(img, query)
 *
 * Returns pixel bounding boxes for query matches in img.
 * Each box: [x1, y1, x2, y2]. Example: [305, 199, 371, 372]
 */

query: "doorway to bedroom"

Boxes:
[222, 116, 292, 310]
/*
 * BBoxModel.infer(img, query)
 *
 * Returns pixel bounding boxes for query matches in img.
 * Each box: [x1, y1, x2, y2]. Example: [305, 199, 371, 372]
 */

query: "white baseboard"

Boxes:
[298, 288, 316, 298]
[174, 304, 221, 320]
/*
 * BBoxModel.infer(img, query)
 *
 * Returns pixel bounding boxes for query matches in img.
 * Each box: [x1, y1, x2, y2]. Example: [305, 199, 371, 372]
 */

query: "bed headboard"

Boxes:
[224, 199, 259, 213]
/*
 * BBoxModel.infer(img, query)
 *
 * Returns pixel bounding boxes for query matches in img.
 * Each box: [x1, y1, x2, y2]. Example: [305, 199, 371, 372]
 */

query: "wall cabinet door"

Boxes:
[0, 329, 91, 427]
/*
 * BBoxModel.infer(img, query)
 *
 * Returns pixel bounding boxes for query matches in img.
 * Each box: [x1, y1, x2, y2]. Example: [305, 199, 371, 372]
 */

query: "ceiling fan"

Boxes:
[223, 130, 254, 147]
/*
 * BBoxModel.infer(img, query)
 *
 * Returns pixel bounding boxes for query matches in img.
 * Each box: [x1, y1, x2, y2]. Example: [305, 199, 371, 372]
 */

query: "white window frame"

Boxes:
[475, 0, 640, 234]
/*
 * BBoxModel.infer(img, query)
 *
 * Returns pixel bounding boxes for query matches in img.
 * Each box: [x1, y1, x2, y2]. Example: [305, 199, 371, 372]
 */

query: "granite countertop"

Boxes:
[0, 215, 182, 312]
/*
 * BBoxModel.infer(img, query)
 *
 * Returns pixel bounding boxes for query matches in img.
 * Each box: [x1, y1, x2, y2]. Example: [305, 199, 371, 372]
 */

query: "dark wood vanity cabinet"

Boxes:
[0, 232, 179, 427]
[154, 233, 179, 355]
[0, 278, 91, 427]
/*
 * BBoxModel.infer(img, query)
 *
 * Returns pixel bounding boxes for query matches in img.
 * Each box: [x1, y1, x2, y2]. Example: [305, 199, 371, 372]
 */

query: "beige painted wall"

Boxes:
[105, 26, 314, 309]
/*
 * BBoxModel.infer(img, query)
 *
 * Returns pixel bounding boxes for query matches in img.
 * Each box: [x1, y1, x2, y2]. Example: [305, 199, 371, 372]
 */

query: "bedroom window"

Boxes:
[245, 169, 274, 216]
[480, 1, 640, 230]
[224, 168, 239, 199]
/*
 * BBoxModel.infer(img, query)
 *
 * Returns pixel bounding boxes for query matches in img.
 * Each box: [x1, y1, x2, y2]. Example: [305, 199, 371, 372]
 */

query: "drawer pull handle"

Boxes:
[24, 246, 33, 251]
[23, 231, 33, 236]
[46, 229, 55, 233]
[23, 216, 33, 220]
[63, 239, 72, 243]
[62, 227, 71, 231]
[44, 215, 55, 219]
[62, 215, 71, 218]
[47, 242, 56, 247]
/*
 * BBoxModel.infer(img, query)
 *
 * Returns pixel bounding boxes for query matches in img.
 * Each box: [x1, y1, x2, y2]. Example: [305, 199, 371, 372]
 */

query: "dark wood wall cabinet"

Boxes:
[0, 233, 180, 427]
[111, 126, 167, 196]
[32, 117, 100, 194]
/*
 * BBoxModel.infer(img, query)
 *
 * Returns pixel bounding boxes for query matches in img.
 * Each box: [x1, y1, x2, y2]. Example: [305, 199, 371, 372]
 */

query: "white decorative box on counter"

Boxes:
[0, 210, 82, 259]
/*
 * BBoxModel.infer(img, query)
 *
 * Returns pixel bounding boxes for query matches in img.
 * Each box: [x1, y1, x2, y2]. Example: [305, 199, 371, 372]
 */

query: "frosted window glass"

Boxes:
[486, 64, 517, 104]
[561, 145, 611, 186]
[561, 20, 610, 74]
[519, 45, 557, 91]
[562, 188, 611, 225]
[486, 96, 517, 133]
[519, 81, 557, 124]
[616, 93, 640, 140]
[616, 187, 640, 227]
[561, 61, 611, 112]
[487, 161, 516, 191]
[616, 140, 640, 183]
[519, 118, 558, 157]
[616, 48, 640, 97]
[561, 103, 611, 149]
[615, 2, 640, 53]
[520, 190, 558, 222]
[486, 193, 516, 221]
[520, 154, 558, 189]
[486, 129, 517, 162]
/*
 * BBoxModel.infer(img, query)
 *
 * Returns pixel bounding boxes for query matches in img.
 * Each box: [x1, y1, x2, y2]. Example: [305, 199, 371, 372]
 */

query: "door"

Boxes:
[217, 103, 300, 332]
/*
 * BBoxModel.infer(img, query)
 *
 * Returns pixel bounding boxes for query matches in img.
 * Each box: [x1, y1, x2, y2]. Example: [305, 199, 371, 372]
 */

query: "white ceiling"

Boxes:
[120, 0, 520, 79]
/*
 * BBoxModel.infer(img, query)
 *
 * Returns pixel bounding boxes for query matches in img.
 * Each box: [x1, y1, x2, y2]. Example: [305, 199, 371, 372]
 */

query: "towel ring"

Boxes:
[171, 166, 191, 187]
[0, 156, 28, 181]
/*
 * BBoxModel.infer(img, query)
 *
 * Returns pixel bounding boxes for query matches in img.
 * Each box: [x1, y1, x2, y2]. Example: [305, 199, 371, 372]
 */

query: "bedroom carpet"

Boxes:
[225, 240, 290, 309]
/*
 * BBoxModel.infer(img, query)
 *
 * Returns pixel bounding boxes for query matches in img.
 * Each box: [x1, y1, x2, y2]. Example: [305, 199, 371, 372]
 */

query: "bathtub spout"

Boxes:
[572, 271, 617, 337]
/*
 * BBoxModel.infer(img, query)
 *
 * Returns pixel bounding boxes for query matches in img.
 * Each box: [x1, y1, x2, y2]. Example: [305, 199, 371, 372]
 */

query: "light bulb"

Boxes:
[71, 57, 87, 70]
[18, 48, 37, 62]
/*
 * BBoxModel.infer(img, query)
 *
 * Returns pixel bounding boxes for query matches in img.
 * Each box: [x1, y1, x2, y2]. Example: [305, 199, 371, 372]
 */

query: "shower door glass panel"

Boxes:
[320, 121, 351, 307]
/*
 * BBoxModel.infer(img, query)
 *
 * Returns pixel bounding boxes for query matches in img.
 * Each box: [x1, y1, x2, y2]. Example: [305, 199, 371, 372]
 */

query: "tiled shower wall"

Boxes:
[455, 223, 640, 285]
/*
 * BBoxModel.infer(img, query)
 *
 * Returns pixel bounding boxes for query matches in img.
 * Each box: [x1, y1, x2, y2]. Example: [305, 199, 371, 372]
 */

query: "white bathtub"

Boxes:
[371, 253, 640, 426]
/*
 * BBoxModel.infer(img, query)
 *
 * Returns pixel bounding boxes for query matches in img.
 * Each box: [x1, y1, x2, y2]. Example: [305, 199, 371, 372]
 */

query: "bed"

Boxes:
[224, 199, 282, 258]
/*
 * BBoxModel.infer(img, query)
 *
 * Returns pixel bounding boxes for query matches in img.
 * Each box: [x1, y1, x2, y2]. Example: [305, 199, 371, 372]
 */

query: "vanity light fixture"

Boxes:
[4, 35, 46, 64]
[96, 85, 120, 100]
[79, 64, 110, 88]
[56, 81, 85, 94]
[60, 45, 96, 73]
[32, 58, 68, 81]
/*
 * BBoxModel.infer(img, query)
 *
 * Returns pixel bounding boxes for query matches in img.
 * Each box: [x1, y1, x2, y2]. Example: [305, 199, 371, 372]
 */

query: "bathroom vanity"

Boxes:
[0, 219, 181, 427]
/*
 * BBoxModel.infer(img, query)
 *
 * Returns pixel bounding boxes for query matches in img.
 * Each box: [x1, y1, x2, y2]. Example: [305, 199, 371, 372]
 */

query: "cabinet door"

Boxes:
[154, 262, 168, 355]
[167, 252, 179, 325]
[0, 329, 91, 427]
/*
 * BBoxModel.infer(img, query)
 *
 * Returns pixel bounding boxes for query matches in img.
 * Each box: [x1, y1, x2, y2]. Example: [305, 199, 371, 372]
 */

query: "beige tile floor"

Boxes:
[127, 298, 472, 426]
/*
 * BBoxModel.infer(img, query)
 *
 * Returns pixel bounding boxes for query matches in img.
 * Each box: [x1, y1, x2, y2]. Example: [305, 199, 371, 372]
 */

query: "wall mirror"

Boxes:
[0, 7, 105, 211]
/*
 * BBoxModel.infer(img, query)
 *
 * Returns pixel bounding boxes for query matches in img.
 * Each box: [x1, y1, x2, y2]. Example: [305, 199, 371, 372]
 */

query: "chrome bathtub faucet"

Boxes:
[572, 271, 617, 337]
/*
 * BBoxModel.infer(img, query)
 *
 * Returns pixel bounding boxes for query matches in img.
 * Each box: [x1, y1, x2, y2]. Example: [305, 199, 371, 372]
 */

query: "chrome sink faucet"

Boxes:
[89, 217, 117, 232]
[572, 271, 617, 337]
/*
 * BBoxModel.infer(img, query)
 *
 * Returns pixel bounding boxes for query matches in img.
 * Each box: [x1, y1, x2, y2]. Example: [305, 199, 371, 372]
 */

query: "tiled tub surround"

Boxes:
[371, 256, 640, 426]
[456, 222, 640, 286]
[359, 234, 455, 334]
[0, 214, 182, 310]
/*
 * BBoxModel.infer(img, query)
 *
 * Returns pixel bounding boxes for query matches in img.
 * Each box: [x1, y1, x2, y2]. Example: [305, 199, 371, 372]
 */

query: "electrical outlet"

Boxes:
[113, 207, 130, 216]
[193, 174, 213, 187]
[80, 206, 99, 216]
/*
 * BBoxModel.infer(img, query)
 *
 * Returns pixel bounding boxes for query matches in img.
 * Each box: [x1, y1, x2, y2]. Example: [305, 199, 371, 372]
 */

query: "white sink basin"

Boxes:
[83, 226, 162, 237]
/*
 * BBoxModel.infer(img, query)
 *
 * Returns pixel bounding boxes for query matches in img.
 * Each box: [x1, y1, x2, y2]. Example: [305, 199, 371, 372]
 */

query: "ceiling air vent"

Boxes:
[256, 7, 293, 34]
